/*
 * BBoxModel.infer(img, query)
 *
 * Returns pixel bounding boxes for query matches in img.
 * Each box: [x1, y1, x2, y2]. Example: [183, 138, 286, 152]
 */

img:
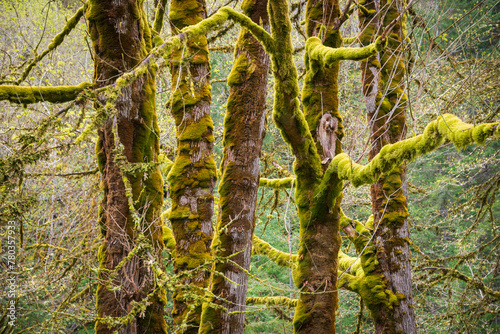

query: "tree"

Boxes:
[198, 0, 270, 332]
[87, 0, 167, 332]
[0, 0, 498, 333]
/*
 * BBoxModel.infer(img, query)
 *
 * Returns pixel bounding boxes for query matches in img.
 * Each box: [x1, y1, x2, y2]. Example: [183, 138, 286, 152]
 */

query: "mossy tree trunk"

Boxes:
[87, 0, 166, 333]
[198, 0, 270, 332]
[167, 0, 217, 332]
[266, 0, 385, 331]
[293, 0, 343, 332]
[359, 1, 417, 332]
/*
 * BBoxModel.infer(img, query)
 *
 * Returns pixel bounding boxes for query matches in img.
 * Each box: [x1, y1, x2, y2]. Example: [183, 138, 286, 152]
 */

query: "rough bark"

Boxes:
[359, 1, 417, 333]
[198, 0, 270, 332]
[87, 0, 166, 333]
[167, 0, 217, 332]
[292, 1, 343, 333]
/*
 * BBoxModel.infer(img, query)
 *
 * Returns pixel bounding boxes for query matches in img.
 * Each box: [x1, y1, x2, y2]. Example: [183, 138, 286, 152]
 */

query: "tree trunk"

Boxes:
[87, 0, 166, 333]
[198, 0, 270, 332]
[359, 1, 417, 332]
[291, 1, 344, 333]
[167, 0, 217, 332]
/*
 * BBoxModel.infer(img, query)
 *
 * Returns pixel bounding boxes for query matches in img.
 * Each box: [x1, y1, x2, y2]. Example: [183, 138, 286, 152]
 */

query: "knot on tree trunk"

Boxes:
[318, 113, 338, 163]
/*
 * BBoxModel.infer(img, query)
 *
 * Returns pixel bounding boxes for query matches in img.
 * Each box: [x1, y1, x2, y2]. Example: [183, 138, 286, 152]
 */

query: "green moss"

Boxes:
[305, 36, 384, 67]
[330, 114, 499, 187]
[246, 296, 298, 307]
[259, 177, 295, 189]
[253, 235, 297, 267]
[227, 53, 256, 86]
[0, 82, 92, 105]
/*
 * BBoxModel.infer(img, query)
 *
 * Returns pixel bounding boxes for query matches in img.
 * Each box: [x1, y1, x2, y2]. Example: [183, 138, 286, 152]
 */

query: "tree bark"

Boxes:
[291, 1, 344, 333]
[87, 0, 166, 333]
[359, 1, 417, 333]
[198, 0, 270, 333]
[167, 0, 217, 332]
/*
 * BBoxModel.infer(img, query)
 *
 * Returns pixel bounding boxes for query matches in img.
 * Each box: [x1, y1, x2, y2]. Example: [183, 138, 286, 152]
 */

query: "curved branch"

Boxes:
[328, 114, 499, 188]
[306, 35, 384, 65]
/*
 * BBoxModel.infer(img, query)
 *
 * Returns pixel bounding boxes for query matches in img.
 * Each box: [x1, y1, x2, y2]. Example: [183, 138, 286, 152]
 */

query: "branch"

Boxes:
[328, 114, 499, 188]
[246, 296, 298, 307]
[25, 168, 98, 178]
[306, 36, 384, 65]
[1, 5, 86, 85]
[106, 6, 275, 99]
[339, 210, 373, 253]
[252, 235, 297, 268]
[332, 0, 354, 30]
[221, 7, 275, 52]
[152, 0, 168, 35]
[259, 177, 294, 189]
[0, 82, 92, 105]
[338, 251, 363, 277]
[421, 267, 500, 299]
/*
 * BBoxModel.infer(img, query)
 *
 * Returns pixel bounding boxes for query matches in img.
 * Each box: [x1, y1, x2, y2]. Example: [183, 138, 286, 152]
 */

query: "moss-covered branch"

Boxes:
[246, 296, 298, 307]
[252, 235, 297, 267]
[337, 248, 402, 322]
[152, 6, 273, 61]
[339, 209, 374, 253]
[161, 225, 176, 252]
[0, 82, 92, 105]
[259, 177, 295, 189]
[306, 36, 384, 66]
[329, 114, 499, 188]
[1, 5, 86, 85]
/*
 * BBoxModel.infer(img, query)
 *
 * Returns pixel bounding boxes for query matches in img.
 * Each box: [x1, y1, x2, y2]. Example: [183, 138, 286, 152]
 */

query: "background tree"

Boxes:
[199, 0, 270, 332]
